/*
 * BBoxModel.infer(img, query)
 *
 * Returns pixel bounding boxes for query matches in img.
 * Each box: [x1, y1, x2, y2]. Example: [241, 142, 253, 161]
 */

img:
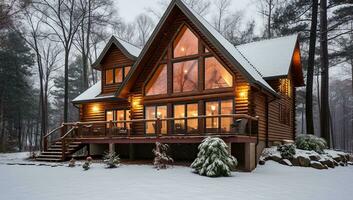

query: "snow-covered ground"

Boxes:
[0, 152, 352, 200]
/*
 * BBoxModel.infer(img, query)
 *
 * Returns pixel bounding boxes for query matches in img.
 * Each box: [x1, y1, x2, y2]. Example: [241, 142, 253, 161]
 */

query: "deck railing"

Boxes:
[44, 114, 259, 152]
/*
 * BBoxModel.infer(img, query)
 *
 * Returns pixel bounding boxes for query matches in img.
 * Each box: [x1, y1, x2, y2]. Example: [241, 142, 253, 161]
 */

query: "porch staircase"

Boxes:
[36, 141, 84, 162]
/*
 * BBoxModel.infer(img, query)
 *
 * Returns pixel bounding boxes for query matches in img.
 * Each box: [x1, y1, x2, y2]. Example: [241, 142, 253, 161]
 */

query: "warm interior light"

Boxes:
[157, 112, 162, 118]
[184, 70, 188, 74]
[211, 105, 216, 111]
[181, 47, 185, 52]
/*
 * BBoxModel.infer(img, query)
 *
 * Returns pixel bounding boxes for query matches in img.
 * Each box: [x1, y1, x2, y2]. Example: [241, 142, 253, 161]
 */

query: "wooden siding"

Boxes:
[80, 100, 130, 122]
[252, 90, 267, 141]
[101, 45, 135, 94]
[266, 79, 295, 142]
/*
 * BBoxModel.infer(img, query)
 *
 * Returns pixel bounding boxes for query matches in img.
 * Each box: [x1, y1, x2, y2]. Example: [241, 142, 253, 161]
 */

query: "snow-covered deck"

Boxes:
[1, 152, 352, 200]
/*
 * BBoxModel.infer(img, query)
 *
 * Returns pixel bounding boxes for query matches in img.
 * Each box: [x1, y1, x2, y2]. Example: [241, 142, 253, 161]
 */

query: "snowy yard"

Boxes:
[0, 153, 352, 200]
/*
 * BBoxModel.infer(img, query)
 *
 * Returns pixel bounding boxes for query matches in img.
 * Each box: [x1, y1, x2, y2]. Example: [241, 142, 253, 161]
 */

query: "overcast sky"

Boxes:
[116, 0, 264, 32]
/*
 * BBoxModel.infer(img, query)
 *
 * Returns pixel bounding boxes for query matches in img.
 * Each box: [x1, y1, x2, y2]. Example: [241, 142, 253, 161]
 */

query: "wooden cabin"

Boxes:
[38, 0, 304, 171]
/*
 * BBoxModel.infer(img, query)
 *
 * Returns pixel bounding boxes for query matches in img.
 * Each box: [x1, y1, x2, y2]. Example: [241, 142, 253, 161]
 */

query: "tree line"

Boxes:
[0, 0, 352, 152]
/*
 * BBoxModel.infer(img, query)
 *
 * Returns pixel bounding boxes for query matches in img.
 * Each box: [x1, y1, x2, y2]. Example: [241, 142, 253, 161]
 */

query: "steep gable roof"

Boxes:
[236, 35, 299, 78]
[92, 36, 142, 69]
[116, 0, 278, 97]
[72, 81, 116, 103]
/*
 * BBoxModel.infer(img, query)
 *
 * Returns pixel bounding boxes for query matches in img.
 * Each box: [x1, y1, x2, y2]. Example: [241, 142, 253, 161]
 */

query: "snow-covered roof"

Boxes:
[72, 81, 115, 103]
[92, 36, 142, 69]
[236, 35, 298, 78]
[179, 0, 276, 94]
[115, 37, 142, 58]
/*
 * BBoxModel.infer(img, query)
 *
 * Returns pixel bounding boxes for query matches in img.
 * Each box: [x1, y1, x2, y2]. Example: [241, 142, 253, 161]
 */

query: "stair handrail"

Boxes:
[43, 125, 64, 151]
[60, 127, 77, 161]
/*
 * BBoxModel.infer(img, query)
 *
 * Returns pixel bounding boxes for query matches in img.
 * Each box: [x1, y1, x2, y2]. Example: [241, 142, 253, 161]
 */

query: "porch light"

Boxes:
[239, 91, 247, 98]
[92, 105, 99, 113]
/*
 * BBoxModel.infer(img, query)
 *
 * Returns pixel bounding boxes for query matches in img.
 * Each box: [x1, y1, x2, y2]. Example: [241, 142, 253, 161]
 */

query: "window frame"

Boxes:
[104, 64, 132, 85]
[144, 104, 168, 135]
[143, 23, 234, 98]
[204, 55, 234, 90]
[172, 102, 199, 134]
[204, 98, 235, 133]
[105, 109, 131, 128]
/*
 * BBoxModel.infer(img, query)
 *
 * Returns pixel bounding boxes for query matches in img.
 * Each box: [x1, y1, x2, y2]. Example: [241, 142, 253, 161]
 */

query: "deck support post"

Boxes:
[109, 143, 115, 153]
[129, 144, 135, 160]
[226, 142, 232, 154]
[244, 142, 256, 172]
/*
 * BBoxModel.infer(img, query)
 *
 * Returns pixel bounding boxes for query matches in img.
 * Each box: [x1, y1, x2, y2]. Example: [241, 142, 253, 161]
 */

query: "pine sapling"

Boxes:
[152, 142, 174, 169]
[82, 156, 92, 171]
[103, 151, 120, 168]
[68, 158, 76, 167]
[191, 137, 238, 177]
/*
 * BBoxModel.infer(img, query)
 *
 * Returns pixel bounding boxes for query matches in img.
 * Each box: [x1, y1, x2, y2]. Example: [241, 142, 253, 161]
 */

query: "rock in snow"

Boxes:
[297, 156, 311, 167]
[279, 159, 293, 166]
[311, 161, 328, 170]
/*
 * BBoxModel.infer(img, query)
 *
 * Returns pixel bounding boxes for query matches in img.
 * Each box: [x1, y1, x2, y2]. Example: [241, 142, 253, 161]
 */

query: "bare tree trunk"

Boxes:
[306, 0, 318, 135]
[319, 0, 331, 146]
[64, 50, 69, 123]
[267, 0, 272, 39]
[0, 93, 4, 152]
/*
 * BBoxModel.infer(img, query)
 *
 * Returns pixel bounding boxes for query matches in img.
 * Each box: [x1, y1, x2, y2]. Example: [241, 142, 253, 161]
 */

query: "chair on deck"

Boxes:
[232, 119, 248, 135]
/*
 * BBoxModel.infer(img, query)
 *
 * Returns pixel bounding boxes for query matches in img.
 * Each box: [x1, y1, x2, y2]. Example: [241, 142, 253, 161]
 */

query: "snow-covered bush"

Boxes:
[277, 144, 296, 159]
[191, 137, 237, 177]
[152, 142, 173, 169]
[68, 158, 76, 167]
[295, 134, 327, 154]
[103, 151, 120, 168]
[82, 156, 92, 170]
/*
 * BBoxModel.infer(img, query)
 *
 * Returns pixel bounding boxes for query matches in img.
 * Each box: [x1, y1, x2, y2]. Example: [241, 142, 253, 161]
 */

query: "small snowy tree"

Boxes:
[103, 151, 120, 168]
[152, 142, 174, 169]
[191, 137, 237, 177]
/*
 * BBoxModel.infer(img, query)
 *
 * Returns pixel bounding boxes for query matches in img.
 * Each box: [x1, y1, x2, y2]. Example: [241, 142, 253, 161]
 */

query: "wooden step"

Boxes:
[36, 157, 62, 162]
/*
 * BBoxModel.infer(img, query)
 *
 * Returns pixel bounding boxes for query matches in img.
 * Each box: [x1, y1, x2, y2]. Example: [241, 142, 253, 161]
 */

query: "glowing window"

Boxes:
[115, 68, 123, 83]
[146, 64, 167, 96]
[173, 60, 198, 93]
[173, 26, 198, 58]
[105, 69, 113, 84]
[145, 105, 167, 134]
[205, 57, 233, 89]
[124, 66, 131, 78]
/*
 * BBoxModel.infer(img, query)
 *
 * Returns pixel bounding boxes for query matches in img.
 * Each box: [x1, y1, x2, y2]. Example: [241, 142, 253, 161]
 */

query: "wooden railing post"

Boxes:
[155, 118, 161, 138]
[248, 119, 252, 137]
[108, 120, 113, 138]
[62, 138, 66, 161]
[43, 136, 48, 151]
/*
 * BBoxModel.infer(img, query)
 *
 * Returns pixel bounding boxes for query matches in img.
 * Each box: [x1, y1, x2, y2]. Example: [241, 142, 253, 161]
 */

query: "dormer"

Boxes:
[92, 36, 141, 94]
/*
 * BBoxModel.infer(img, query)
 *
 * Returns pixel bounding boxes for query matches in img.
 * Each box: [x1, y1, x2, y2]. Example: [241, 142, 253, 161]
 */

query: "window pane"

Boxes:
[106, 111, 114, 128]
[173, 26, 198, 58]
[145, 106, 155, 134]
[124, 66, 131, 78]
[221, 100, 233, 132]
[115, 68, 123, 83]
[157, 106, 167, 134]
[173, 60, 198, 93]
[105, 69, 113, 84]
[205, 57, 233, 89]
[174, 105, 185, 133]
[116, 110, 125, 128]
[187, 104, 198, 133]
[205, 101, 219, 131]
[146, 64, 167, 96]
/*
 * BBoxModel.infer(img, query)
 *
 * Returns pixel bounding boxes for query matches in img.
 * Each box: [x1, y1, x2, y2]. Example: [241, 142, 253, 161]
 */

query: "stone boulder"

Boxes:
[311, 161, 328, 170]
[309, 155, 321, 161]
[348, 161, 353, 166]
[290, 157, 300, 166]
[297, 156, 310, 167]
[320, 159, 335, 168]
[279, 159, 293, 166]
[259, 158, 266, 165]
[270, 154, 282, 162]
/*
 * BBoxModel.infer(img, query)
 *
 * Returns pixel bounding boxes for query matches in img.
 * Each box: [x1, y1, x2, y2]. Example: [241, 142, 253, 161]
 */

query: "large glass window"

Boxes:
[173, 103, 198, 134]
[124, 66, 131, 78]
[145, 105, 167, 134]
[173, 60, 198, 93]
[105, 69, 113, 84]
[173, 26, 198, 58]
[205, 57, 233, 89]
[205, 100, 233, 133]
[105, 109, 130, 128]
[146, 64, 167, 96]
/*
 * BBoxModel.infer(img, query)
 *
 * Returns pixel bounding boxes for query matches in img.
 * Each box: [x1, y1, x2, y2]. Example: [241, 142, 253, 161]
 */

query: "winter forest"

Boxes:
[0, 0, 352, 153]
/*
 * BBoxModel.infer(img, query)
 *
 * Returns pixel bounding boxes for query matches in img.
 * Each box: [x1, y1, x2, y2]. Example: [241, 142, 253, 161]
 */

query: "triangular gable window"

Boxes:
[205, 57, 233, 89]
[173, 25, 198, 58]
[145, 64, 168, 96]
